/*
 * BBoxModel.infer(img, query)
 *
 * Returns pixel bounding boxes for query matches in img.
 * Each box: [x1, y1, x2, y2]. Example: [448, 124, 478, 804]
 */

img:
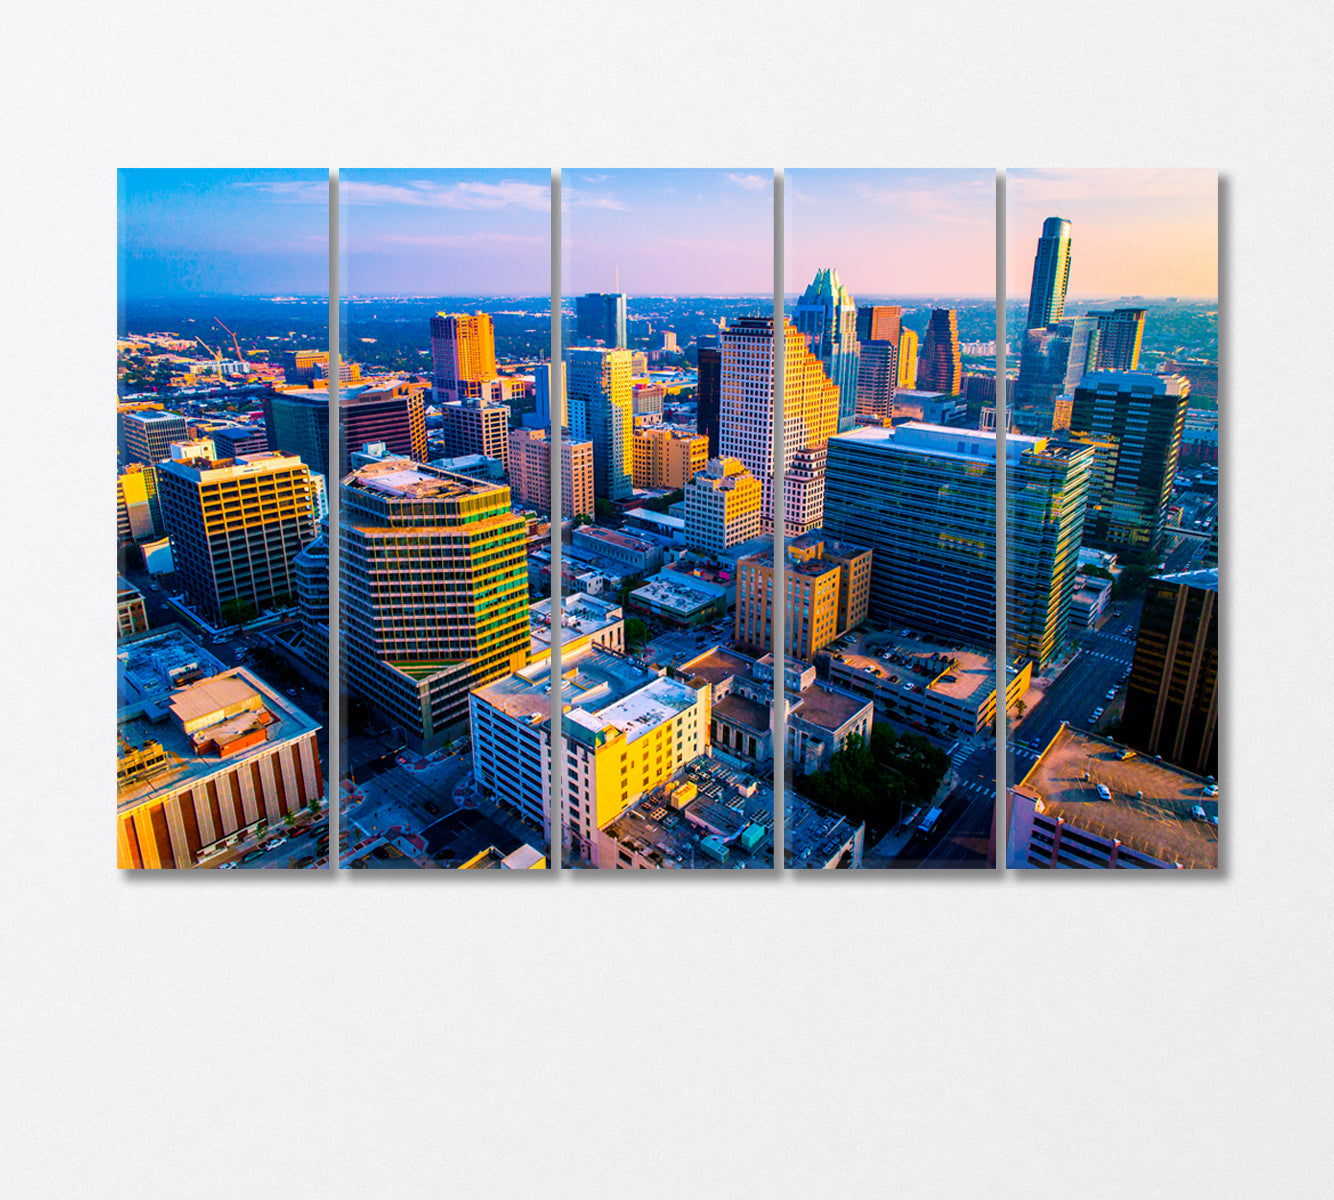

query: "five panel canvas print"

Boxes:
[116, 167, 1219, 871]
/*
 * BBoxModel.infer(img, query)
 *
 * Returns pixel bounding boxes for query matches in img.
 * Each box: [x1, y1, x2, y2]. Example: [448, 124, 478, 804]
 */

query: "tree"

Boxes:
[594, 498, 618, 523]
[573, 512, 593, 527]
[220, 598, 257, 627]
[624, 617, 649, 650]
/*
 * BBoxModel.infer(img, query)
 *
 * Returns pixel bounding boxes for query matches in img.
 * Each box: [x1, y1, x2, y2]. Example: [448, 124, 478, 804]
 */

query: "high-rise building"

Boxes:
[916, 309, 962, 394]
[533, 362, 567, 429]
[735, 532, 872, 661]
[1091, 307, 1147, 372]
[282, 349, 329, 384]
[795, 268, 861, 433]
[856, 304, 901, 344]
[823, 423, 1091, 666]
[263, 383, 427, 479]
[575, 292, 627, 350]
[567, 346, 633, 501]
[210, 425, 270, 459]
[157, 452, 317, 626]
[696, 338, 721, 456]
[718, 317, 840, 535]
[1025, 216, 1073, 332]
[440, 397, 511, 474]
[855, 339, 898, 421]
[507, 427, 594, 519]
[117, 463, 161, 544]
[631, 427, 709, 490]
[683, 457, 762, 554]
[896, 328, 919, 389]
[785, 445, 827, 536]
[1067, 371, 1189, 564]
[340, 459, 530, 752]
[1121, 568, 1218, 777]
[121, 408, 188, 465]
[430, 312, 498, 402]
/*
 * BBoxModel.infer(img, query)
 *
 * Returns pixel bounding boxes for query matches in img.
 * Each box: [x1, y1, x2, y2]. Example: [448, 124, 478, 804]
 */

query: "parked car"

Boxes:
[1105, 688, 1117, 701]
[1096, 784, 1111, 800]
[1191, 804, 1207, 821]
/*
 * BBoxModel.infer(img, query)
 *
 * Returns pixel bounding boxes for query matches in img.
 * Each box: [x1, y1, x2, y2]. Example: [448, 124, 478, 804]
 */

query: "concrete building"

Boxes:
[1121, 568, 1218, 776]
[157, 452, 316, 626]
[572, 525, 663, 576]
[568, 346, 633, 501]
[210, 424, 269, 459]
[431, 453, 506, 483]
[117, 635, 322, 869]
[683, 457, 762, 554]
[1091, 307, 1147, 372]
[469, 643, 709, 863]
[735, 532, 872, 661]
[1069, 574, 1113, 629]
[340, 459, 529, 752]
[629, 569, 728, 630]
[916, 308, 961, 394]
[117, 578, 148, 636]
[785, 790, 865, 869]
[117, 462, 161, 544]
[632, 426, 708, 490]
[1006, 725, 1218, 869]
[439, 397, 511, 474]
[529, 594, 624, 659]
[121, 407, 188, 465]
[623, 507, 686, 546]
[263, 382, 428, 479]
[430, 311, 498, 402]
[508, 427, 594, 519]
[855, 339, 898, 421]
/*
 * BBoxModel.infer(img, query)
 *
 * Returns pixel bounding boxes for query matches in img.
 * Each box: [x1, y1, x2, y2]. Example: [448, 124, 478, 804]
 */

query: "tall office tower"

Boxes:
[508, 427, 594, 519]
[440, 398, 512, 474]
[1121, 568, 1218, 776]
[211, 425, 269, 459]
[430, 312, 498, 402]
[293, 531, 330, 670]
[916, 308, 962, 394]
[264, 384, 427, 479]
[794, 268, 861, 433]
[683, 457, 762, 554]
[735, 533, 872, 661]
[533, 361, 566, 429]
[896, 328, 918, 389]
[855, 340, 898, 420]
[121, 408, 188, 465]
[1068, 371, 1189, 564]
[823, 424, 1089, 666]
[1025, 216, 1073, 332]
[856, 304, 901, 345]
[340, 459, 530, 751]
[696, 338, 722, 456]
[631, 427, 709, 489]
[567, 346, 633, 501]
[1056, 315, 1099, 395]
[157, 452, 316, 626]
[1091, 307, 1147, 372]
[575, 292, 628, 349]
[117, 463, 161, 544]
[718, 317, 840, 535]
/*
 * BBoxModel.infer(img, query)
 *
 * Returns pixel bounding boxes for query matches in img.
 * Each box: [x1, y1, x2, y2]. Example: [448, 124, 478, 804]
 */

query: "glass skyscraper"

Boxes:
[1025, 216, 1072, 332]
[794, 267, 860, 433]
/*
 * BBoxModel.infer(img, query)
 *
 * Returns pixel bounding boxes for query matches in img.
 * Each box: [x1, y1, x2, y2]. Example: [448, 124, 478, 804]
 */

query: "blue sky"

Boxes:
[562, 169, 772, 296]
[118, 169, 329, 297]
[785, 168, 995, 297]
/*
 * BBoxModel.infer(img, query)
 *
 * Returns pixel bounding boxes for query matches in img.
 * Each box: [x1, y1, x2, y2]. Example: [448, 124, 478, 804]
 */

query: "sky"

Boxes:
[1007, 169, 1218, 299]
[118, 169, 329, 298]
[562, 169, 772, 296]
[340, 169, 550, 295]
[785, 169, 995, 297]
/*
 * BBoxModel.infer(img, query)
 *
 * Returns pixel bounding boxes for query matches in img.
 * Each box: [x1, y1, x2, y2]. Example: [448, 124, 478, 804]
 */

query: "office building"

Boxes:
[735, 531, 871, 661]
[117, 578, 149, 637]
[1121, 568, 1218, 776]
[683, 457, 762, 554]
[856, 304, 901, 344]
[631, 426, 709, 490]
[117, 463, 161, 544]
[567, 346, 633, 501]
[121, 407, 188, 466]
[575, 292, 627, 349]
[1091, 307, 1147, 372]
[282, 349, 328, 384]
[507, 427, 594, 519]
[896, 328, 918, 389]
[631, 383, 666, 424]
[529, 594, 625, 660]
[533, 361, 566, 429]
[210, 425, 269, 459]
[430, 312, 498, 402]
[263, 382, 427, 479]
[794, 267, 861, 433]
[440, 397, 511, 474]
[696, 336, 721, 455]
[1067, 371, 1190, 563]
[157, 452, 316, 626]
[855, 339, 898, 421]
[572, 525, 663, 576]
[470, 642, 709, 862]
[1007, 725, 1217, 869]
[339, 460, 529, 752]
[916, 308, 962, 394]
[718, 317, 840, 534]
[823, 423, 1090, 666]
[1025, 216, 1073, 331]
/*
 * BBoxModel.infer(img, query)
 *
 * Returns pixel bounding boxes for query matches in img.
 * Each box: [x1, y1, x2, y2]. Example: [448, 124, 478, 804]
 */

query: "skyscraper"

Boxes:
[263, 384, 428, 479]
[567, 346, 633, 501]
[575, 292, 627, 350]
[440, 397, 511, 474]
[855, 340, 898, 421]
[508, 427, 594, 519]
[916, 309, 962, 394]
[339, 459, 530, 751]
[1025, 216, 1073, 332]
[696, 335, 721, 456]
[718, 317, 840, 535]
[794, 268, 860, 433]
[430, 312, 498, 402]
[157, 452, 317, 625]
[1067, 371, 1189, 564]
[1091, 307, 1147, 372]
[533, 361, 566, 429]
[857, 304, 901, 344]
[896, 328, 918, 389]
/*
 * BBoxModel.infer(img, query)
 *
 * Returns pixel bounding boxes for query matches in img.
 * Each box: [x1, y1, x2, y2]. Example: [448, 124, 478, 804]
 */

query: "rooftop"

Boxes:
[1014, 725, 1218, 868]
[348, 458, 494, 499]
[529, 594, 624, 653]
[785, 790, 864, 867]
[630, 571, 726, 615]
[1158, 567, 1218, 593]
[790, 684, 867, 732]
[830, 630, 1018, 709]
[117, 625, 227, 712]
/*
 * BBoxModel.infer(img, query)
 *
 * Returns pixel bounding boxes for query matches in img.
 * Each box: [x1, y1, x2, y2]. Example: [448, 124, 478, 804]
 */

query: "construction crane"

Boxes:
[192, 335, 224, 376]
[213, 317, 245, 362]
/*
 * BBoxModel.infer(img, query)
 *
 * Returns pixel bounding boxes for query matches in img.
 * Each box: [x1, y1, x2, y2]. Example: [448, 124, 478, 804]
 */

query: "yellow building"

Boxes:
[897, 328, 919, 389]
[631, 426, 709, 489]
[430, 312, 498, 400]
[683, 457, 762, 554]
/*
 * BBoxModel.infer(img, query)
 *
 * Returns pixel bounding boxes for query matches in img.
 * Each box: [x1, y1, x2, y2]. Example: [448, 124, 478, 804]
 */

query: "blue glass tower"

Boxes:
[794, 267, 860, 433]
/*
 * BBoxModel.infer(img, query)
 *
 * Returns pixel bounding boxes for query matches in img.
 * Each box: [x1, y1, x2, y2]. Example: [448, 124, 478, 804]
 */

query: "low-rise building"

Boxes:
[572, 525, 664, 576]
[529, 594, 625, 659]
[117, 578, 148, 637]
[629, 569, 728, 630]
[1006, 724, 1218, 869]
[1069, 574, 1113, 629]
[785, 789, 866, 869]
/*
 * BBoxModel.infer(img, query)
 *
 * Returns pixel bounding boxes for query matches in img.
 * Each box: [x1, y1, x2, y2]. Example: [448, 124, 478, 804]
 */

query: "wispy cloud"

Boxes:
[237, 178, 550, 211]
[564, 187, 631, 211]
[727, 172, 769, 192]
[348, 232, 543, 249]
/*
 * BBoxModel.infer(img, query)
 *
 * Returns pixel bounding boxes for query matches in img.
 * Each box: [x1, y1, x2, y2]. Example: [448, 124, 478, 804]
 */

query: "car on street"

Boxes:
[219, 861, 238, 870]
[1191, 804, 1207, 821]
[1105, 688, 1117, 700]
[1122, 626, 1134, 636]
[1203, 783, 1219, 797]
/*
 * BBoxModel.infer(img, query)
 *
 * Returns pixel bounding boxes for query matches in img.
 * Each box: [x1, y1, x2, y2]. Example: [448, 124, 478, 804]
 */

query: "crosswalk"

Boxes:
[1086, 648, 1133, 664]
[956, 780, 996, 797]
[947, 741, 974, 770]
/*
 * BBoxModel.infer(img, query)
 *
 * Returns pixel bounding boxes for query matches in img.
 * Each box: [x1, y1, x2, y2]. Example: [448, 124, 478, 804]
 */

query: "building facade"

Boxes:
[430, 312, 498, 402]
[794, 267, 860, 433]
[440, 397, 511, 474]
[631, 426, 709, 490]
[682, 457, 762, 554]
[567, 346, 633, 501]
[1025, 216, 1073, 331]
[575, 292, 627, 349]
[916, 308, 962, 394]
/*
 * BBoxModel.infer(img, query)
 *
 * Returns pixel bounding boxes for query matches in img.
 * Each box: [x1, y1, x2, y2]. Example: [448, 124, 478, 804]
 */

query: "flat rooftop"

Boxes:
[348, 459, 498, 500]
[1158, 568, 1218, 593]
[529, 595, 623, 652]
[1015, 725, 1218, 868]
[630, 572, 724, 614]
[830, 420, 1043, 467]
[785, 790, 864, 867]
[671, 647, 753, 687]
[831, 631, 1018, 708]
[575, 526, 656, 554]
[118, 626, 227, 711]
[791, 684, 867, 732]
